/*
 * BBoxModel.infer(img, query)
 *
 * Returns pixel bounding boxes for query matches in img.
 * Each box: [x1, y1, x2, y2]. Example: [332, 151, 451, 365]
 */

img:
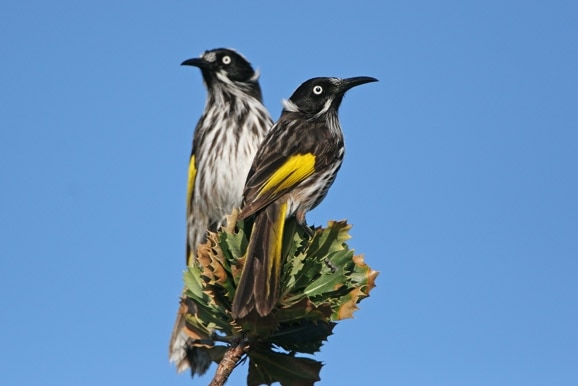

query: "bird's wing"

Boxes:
[185, 122, 204, 265]
[186, 153, 197, 215]
[185, 150, 197, 264]
[241, 118, 318, 218]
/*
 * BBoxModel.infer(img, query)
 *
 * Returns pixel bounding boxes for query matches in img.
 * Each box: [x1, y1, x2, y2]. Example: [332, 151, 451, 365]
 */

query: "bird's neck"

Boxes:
[324, 109, 342, 138]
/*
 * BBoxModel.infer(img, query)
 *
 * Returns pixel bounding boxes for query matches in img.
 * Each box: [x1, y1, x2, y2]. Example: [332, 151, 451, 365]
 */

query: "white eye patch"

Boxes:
[222, 55, 231, 64]
[202, 51, 217, 62]
[313, 85, 323, 95]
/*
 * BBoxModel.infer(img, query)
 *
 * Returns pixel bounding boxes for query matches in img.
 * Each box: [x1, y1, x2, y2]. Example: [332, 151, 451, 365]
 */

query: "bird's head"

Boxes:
[283, 76, 378, 117]
[181, 48, 259, 87]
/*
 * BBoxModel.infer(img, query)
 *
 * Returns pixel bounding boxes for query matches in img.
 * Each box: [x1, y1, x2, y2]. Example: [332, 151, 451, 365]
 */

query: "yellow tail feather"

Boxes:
[232, 201, 287, 318]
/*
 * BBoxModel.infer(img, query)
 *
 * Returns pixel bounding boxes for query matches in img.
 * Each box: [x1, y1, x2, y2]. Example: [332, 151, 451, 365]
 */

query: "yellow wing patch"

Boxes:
[187, 154, 197, 209]
[258, 153, 316, 198]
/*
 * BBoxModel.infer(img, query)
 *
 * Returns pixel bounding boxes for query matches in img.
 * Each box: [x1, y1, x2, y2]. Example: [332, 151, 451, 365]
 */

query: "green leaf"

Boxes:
[280, 220, 309, 294]
[220, 225, 248, 268]
[184, 297, 233, 337]
[305, 221, 351, 261]
[183, 265, 205, 299]
[303, 250, 353, 298]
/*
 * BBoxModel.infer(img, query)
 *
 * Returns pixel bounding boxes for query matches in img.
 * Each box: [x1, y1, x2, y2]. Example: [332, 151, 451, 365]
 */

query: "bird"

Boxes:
[169, 48, 273, 376]
[231, 76, 378, 319]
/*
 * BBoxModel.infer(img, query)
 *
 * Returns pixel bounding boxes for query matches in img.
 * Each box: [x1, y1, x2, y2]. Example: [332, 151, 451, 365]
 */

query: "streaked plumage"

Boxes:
[169, 48, 272, 376]
[232, 76, 378, 319]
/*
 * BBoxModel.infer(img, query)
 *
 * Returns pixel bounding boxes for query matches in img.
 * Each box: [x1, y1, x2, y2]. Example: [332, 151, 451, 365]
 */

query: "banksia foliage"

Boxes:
[180, 212, 378, 385]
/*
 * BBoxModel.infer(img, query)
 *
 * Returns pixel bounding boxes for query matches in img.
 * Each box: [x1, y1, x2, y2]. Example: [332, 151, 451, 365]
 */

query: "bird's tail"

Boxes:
[168, 294, 212, 376]
[232, 201, 287, 319]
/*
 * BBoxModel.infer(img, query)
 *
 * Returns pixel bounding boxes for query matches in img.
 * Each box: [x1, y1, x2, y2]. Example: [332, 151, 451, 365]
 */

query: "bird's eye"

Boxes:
[222, 55, 231, 65]
[313, 85, 323, 95]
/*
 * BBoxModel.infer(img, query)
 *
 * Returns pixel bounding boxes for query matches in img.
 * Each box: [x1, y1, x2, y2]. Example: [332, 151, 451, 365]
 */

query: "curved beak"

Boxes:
[340, 76, 378, 92]
[181, 57, 210, 68]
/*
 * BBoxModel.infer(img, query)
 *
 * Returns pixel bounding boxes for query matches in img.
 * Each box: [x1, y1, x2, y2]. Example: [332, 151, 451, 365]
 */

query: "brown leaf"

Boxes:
[335, 287, 364, 319]
[353, 254, 379, 294]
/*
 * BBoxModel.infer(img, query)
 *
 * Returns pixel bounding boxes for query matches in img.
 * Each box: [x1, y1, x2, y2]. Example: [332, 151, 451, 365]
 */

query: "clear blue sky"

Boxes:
[1, 1, 577, 385]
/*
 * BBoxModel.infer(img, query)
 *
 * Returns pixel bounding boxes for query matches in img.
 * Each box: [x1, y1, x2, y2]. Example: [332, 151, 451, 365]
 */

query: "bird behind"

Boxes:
[232, 76, 378, 319]
[169, 48, 272, 376]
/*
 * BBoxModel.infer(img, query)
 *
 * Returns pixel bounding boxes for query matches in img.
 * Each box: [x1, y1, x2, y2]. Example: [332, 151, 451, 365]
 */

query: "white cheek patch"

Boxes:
[250, 69, 261, 82]
[282, 99, 300, 112]
[315, 98, 333, 118]
[215, 71, 232, 84]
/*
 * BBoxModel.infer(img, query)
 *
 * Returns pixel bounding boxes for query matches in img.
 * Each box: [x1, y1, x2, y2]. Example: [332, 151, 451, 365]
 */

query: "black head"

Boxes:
[284, 76, 378, 116]
[181, 48, 257, 84]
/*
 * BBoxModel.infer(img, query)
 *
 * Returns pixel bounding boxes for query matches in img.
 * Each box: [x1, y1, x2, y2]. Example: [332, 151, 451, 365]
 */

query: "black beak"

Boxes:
[339, 76, 378, 92]
[181, 57, 210, 68]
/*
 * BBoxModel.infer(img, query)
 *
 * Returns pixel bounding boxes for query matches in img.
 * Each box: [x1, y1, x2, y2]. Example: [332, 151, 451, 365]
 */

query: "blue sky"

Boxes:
[1, 1, 577, 385]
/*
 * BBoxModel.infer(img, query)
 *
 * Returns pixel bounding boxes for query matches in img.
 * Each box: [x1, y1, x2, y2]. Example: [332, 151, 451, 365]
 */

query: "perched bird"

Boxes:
[169, 48, 272, 376]
[231, 76, 378, 319]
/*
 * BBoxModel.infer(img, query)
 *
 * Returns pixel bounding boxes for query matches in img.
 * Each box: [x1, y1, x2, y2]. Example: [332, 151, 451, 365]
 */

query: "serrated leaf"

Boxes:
[332, 287, 366, 320]
[280, 220, 309, 294]
[281, 250, 307, 297]
[275, 298, 333, 324]
[184, 300, 230, 337]
[183, 265, 205, 299]
[195, 233, 238, 304]
[305, 221, 351, 260]
[180, 215, 378, 384]
[248, 345, 322, 386]
[232, 311, 279, 337]
[221, 226, 248, 266]
[199, 234, 229, 284]
[303, 250, 353, 297]
[268, 320, 335, 354]
[350, 254, 379, 294]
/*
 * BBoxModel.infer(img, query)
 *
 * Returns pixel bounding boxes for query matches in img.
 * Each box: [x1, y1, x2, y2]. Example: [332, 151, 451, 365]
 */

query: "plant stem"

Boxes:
[208, 342, 247, 386]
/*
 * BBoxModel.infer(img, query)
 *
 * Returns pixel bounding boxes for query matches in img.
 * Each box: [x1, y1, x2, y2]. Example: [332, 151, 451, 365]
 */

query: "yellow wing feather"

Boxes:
[187, 154, 197, 210]
[186, 154, 197, 266]
[257, 153, 316, 199]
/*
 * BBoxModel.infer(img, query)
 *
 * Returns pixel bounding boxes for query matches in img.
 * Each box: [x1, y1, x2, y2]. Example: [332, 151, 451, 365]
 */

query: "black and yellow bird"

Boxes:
[231, 76, 377, 319]
[169, 48, 272, 376]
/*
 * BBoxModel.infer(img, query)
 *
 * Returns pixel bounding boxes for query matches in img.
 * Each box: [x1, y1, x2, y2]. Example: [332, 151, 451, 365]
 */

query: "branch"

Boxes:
[208, 341, 247, 386]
